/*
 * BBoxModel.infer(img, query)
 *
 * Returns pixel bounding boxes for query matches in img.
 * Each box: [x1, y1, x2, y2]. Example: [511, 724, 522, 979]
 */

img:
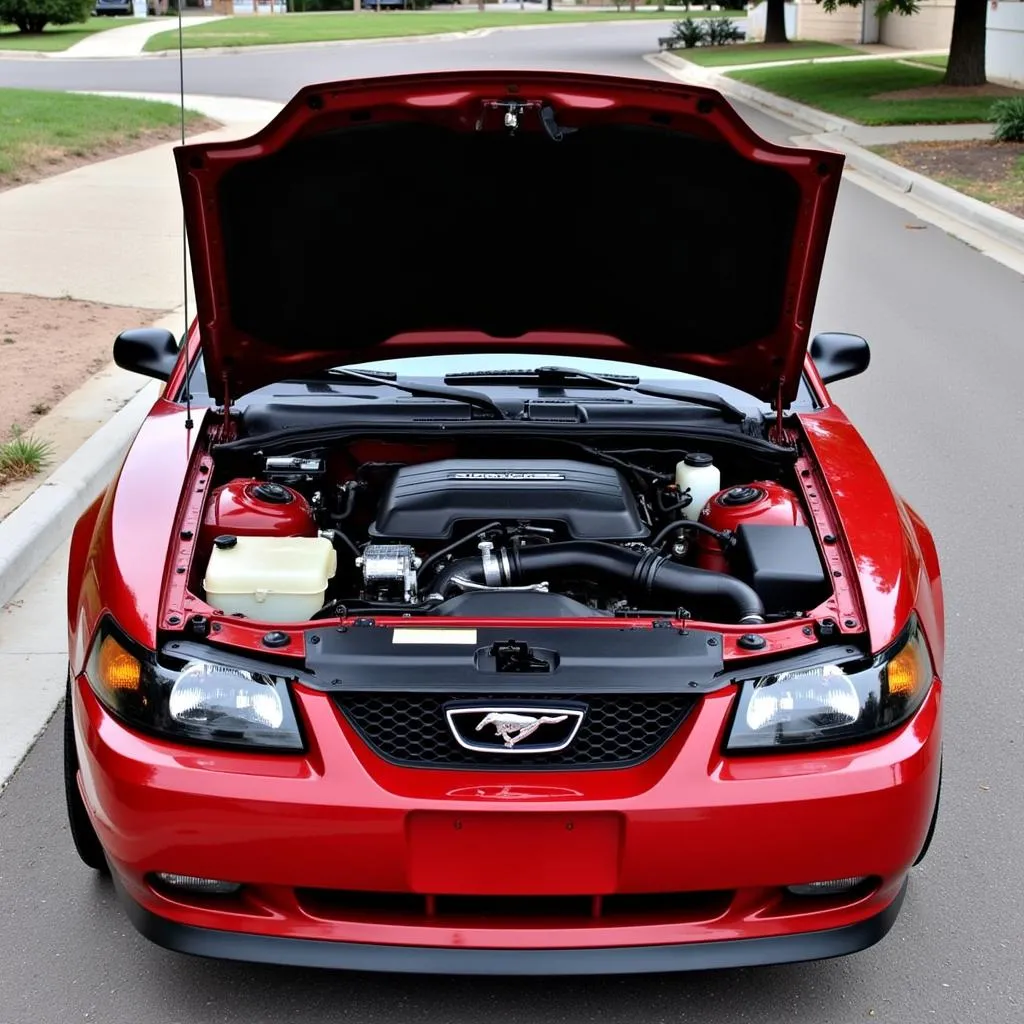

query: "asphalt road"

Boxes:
[1, 23, 1023, 1024]
[0, 20, 678, 98]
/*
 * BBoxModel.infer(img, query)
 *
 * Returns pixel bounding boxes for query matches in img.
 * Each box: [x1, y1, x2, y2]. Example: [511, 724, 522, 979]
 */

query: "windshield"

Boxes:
[183, 350, 815, 414]
[344, 352, 721, 380]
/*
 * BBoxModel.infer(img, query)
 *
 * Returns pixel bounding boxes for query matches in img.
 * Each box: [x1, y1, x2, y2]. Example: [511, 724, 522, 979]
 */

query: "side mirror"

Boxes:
[809, 332, 870, 385]
[113, 328, 179, 382]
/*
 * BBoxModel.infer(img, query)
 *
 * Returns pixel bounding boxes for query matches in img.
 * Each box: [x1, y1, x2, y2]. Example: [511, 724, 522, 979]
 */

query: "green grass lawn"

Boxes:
[903, 54, 948, 70]
[0, 89, 205, 188]
[145, 9, 729, 52]
[731, 60, 1012, 125]
[674, 40, 861, 68]
[0, 16, 140, 52]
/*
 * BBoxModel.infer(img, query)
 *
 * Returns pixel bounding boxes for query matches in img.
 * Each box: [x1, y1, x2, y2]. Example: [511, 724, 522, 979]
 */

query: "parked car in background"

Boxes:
[94, 0, 134, 14]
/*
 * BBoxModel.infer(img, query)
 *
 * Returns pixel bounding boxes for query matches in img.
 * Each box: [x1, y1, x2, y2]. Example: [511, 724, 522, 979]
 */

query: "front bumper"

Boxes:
[116, 874, 908, 974]
[73, 675, 941, 968]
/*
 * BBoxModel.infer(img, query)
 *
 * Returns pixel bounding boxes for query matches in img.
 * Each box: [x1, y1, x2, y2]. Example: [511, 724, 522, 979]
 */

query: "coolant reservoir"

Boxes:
[675, 453, 721, 522]
[203, 535, 337, 623]
[200, 479, 316, 550]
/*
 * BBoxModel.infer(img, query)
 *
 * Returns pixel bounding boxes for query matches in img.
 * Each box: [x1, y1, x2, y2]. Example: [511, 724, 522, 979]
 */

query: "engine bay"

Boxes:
[194, 434, 832, 625]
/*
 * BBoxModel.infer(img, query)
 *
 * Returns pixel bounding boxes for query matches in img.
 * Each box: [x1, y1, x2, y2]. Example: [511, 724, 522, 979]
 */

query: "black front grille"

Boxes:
[334, 693, 695, 769]
[296, 888, 731, 923]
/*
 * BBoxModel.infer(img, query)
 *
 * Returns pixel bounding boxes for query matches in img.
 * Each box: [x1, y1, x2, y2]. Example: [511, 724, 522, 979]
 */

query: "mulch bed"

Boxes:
[876, 140, 1024, 217]
[874, 83, 1022, 102]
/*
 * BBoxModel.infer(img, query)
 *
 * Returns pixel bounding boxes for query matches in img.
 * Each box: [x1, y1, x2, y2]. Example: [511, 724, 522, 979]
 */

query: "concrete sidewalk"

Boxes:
[0, 91, 288, 783]
[0, 91, 283, 584]
[843, 122, 993, 145]
[712, 47, 949, 73]
[53, 15, 227, 60]
[0, 93, 282, 309]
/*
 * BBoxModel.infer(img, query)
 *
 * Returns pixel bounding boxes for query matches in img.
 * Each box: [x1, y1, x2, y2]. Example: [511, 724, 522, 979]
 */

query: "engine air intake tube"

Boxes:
[427, 541, 764, 624]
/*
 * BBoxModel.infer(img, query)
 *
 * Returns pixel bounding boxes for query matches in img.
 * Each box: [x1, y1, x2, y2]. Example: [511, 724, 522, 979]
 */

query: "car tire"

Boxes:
[63, 675, 109, 873]
[913, 756, 942, 866]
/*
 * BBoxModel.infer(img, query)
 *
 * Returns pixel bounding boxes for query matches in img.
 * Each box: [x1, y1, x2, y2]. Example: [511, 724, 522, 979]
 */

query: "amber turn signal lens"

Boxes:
[887, 636, 925, 698]
[97, 635, 142, 692]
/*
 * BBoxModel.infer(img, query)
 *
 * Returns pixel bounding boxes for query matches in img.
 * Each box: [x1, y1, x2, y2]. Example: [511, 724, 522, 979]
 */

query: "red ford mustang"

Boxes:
[64, 71, 943, 974]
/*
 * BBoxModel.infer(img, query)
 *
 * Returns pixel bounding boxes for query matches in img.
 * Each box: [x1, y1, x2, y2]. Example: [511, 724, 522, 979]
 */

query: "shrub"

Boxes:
[0, 427, 53, 485]
[706, 17, 743, 45]
[0, 0, 93, 33]
[672, 17, 707, 49]
[991, 97, 1024, 143]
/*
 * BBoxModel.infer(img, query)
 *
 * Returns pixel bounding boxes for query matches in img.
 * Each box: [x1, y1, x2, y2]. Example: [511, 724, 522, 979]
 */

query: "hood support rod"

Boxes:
[769, 376, 787, 445]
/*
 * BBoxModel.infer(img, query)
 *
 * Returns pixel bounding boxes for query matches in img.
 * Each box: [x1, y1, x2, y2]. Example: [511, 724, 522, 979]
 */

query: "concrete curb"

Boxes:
[710, 74, 855, 134]
[815, 133, 1024, 253]
[0, 378, 161, 611]
[648, 52, 856, 134]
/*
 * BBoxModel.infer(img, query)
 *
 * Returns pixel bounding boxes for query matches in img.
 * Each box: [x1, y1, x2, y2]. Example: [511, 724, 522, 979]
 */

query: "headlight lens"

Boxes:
[727, 617, 933, 751]
[85, 621, 303, 751]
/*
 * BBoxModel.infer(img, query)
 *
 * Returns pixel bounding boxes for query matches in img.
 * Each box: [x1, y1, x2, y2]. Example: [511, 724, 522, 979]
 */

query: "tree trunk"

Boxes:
[763, 0, 788, 44]
[943, 0, 987, 86]
[15, 15, 49, 32]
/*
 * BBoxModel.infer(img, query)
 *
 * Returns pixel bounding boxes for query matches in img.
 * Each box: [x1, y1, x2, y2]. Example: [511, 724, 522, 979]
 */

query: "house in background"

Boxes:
[988, 2, 1024, 86]
[746, 1, 952, 48]
[746, 0, 1023, 87]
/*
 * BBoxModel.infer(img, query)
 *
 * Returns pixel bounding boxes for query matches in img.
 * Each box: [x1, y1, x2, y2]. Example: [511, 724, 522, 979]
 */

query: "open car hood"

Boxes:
[175, 71, 843, 407]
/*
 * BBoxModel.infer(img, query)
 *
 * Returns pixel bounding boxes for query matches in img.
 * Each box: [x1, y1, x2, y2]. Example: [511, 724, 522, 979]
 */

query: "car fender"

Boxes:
[70, 401, 202, 661]
[798, 408, 940, 655]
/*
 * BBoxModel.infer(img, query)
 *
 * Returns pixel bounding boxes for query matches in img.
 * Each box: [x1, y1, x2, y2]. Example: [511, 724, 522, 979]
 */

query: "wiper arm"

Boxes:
[445, 366, 747, 422]
[444, 368, 641, 387]
[317, 367, 508, 420]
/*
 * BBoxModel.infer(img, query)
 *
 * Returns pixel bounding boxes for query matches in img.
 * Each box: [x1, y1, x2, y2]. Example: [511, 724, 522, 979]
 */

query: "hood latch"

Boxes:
[477, 100, 577, 142]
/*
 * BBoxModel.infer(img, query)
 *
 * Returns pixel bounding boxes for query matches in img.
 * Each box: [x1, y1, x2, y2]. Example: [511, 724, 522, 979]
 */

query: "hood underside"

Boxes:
[175, 71, 844, 406]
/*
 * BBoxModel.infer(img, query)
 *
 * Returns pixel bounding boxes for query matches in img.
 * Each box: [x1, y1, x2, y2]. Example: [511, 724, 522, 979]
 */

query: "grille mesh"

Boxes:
[334, 693, 694, 768]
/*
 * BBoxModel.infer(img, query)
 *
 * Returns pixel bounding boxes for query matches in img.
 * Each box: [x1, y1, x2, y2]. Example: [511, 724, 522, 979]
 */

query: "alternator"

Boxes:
[356, 545, 421, 603]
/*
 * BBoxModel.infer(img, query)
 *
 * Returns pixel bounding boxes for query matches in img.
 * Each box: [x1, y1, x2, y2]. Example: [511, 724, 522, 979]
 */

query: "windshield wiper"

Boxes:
[443, 366, 748, 422]
[304, 367, 508, 420]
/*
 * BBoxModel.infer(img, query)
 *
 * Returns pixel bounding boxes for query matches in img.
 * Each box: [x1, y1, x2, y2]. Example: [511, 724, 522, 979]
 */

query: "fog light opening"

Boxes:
[786, 877, 868, 897]
[153, 873, 242, 896]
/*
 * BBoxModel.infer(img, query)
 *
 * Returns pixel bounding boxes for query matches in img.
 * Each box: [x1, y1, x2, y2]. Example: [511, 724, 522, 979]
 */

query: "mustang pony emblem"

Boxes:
[445, 705, 585, 754]
[475, 712, 569, 749]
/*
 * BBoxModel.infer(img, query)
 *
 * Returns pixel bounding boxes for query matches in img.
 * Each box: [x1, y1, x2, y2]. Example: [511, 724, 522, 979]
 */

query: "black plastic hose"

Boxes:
[428, 541, 764, 623]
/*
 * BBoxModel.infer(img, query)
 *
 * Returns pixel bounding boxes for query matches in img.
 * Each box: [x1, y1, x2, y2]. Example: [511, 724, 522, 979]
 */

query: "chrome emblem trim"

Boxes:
[445, 706, 585, 754]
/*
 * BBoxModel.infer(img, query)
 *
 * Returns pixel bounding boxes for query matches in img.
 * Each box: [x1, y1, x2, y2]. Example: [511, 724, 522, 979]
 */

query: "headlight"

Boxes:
[85, 620, 303, 751]
[726, 617, 933, 751]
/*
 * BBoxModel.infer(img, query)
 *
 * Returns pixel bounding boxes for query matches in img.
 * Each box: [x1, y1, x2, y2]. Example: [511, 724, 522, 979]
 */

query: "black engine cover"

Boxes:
[369, 459, 648, 541]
